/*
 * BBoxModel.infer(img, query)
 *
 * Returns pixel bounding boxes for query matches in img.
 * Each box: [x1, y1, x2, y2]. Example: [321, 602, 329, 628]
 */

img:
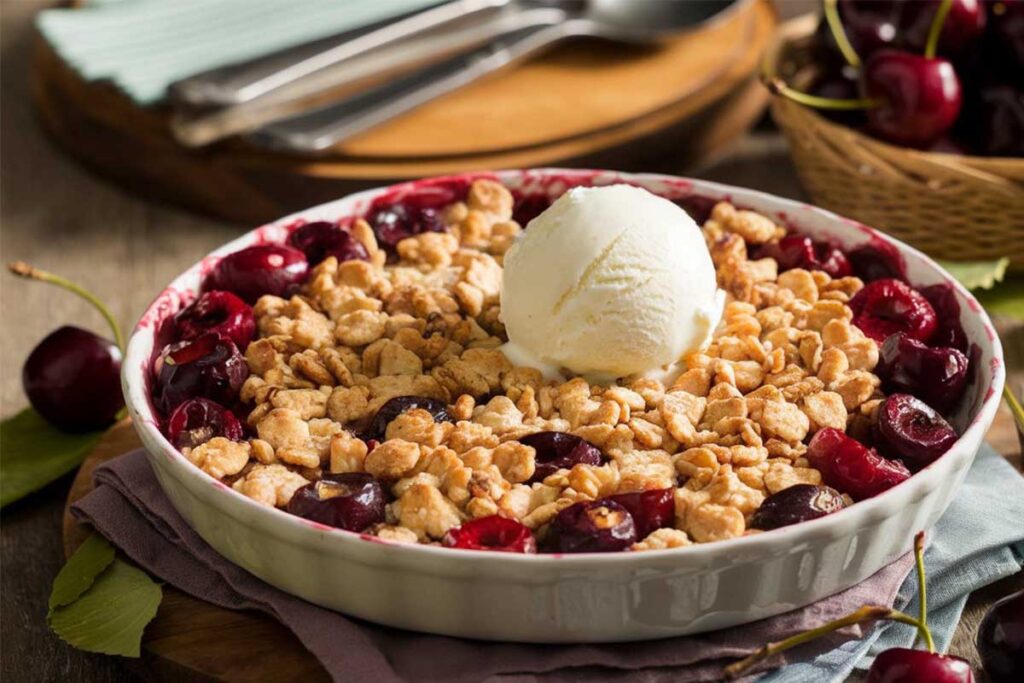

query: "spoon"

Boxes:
[249, 0, 743, 154]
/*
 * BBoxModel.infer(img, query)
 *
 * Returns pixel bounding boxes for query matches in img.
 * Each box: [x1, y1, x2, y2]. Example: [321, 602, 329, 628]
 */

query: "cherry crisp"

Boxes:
[153, 179, 970, 553]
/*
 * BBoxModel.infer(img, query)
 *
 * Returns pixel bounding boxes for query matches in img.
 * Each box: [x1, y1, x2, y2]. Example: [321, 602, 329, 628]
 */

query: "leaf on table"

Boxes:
[48, 559, 162, 657]
[936, 257, 1010, 291]
[48, 534, 116, 611]
[0, 408, 104, 508]
[975, 275, 1024, 321]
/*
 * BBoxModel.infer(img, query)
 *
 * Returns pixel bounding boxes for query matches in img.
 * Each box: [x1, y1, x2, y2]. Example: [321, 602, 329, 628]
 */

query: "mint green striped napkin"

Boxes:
[36, 0, 437, 105]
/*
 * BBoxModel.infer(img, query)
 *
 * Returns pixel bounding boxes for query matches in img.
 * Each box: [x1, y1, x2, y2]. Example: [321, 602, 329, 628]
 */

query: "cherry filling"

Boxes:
[751, 484, 845, 531]
[849, 278, 939, 343]
[443, 516, 537, 553]
[875, 394, 959, 471]
[166, 398, 244, 449]
[287, 473, 386, 532]
[604, 488, 675, 539]
[364, 396, 452, 440]
[287, 221, 369, 266]
[202, 244, 309, 304]
[807, 428, 910, 501]
[543, 500, 637, 553]
[174, 290, 255, 349]
[154, 332, 248, 415]
[876, 333, 970, 415]
[519, 432, 603, 484]
[754, 235, 852, 278]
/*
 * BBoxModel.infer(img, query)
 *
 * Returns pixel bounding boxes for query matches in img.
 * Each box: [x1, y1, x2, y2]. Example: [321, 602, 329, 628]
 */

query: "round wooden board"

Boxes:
[62, 409, 1022, 682]
[32, 0, 777, 224]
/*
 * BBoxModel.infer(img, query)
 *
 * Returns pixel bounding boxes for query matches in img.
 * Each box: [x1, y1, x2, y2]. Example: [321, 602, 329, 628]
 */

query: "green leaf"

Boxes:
[975, 275, 1024, 321]
[48, 559, 162, 657]
[0, 408, 104, 507]
[49, 534, 116, 611]
[936, 258, 1010, 291]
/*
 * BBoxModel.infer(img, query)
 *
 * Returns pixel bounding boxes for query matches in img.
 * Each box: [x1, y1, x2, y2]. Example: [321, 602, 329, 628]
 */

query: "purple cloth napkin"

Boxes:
[71, 450, 915, 682]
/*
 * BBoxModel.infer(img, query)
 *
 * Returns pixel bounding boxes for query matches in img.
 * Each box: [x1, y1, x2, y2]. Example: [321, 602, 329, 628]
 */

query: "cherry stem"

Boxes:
[1002, 385, 1024, 435]
[823, 0, 861, 68]
[914, 531, 937, 653]
[925, 0, 954, 59]
[765, 77, 881, 110]
[724, 605, 924, 678]
[7, 261, 125, 352]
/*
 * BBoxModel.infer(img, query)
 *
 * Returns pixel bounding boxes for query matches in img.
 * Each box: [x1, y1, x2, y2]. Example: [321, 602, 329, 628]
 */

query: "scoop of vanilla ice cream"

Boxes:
[500, 184, 723, 382]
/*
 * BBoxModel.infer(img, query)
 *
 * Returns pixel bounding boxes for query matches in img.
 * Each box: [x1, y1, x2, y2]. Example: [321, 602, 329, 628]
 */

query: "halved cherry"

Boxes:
[364, 396, 451, 440]
[174, 290, 255, 349]
[287, 473, 386, 532]
[287, 221, 369, 266]
[876, 394, 958, 470]
[443, 516, 537, 553]
[520, 432, 603, 484]
[153, 332, 248, 415]
[876, 333, 970, 414]
[543, 500, 637, 553]
[605, 488, 675, 539]
[807, 428, 910, 501]
[166, 397, 244, 449]
[849, 278, 938, 343]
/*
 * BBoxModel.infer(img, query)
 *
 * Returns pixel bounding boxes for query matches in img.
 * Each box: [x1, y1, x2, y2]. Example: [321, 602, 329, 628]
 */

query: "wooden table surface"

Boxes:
[1, 1, 1020, 681]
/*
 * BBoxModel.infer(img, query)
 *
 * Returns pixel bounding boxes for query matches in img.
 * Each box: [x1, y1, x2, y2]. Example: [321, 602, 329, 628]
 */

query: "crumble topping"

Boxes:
[178, 179, 888, 549]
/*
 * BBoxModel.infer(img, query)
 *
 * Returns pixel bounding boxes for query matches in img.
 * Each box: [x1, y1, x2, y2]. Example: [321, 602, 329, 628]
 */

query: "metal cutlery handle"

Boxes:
[251, 16, 572, 153]
[171, 0, 511, 107]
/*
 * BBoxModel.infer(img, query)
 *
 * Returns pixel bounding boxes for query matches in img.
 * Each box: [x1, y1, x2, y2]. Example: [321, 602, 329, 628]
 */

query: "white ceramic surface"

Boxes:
[122, 169, 1005, 643]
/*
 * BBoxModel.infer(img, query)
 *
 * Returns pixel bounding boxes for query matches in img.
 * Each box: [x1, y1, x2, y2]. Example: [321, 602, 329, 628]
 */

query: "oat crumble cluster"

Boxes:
[175, 179, 893, 551]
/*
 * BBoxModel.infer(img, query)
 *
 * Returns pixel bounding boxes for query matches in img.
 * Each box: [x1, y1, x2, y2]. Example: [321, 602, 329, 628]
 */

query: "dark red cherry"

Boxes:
[987, 0, 1024, 72]
[543, 500, 637, 554]
[861, 50, 963, 148]
[366, 201, 446, 251]
[443, 516, 537, 553]
[287, 473, 386, 532]
[174, 290, 255, 349]
[364, 396, 451, 440]
[835, 0, 903, 57]
[971, 84, 1024, 157]
[22, 326, 123, 432]
[754, 235, 852, 278]
[808, 64, 869, 126]
[977, 589, 1024, 683]
[202, 244, 308, 304]
[286, 221, 369, 266]
[807, 428, 910, 501]
[750, 484, 845, 531]
[876, 394, 958, 471]
[876, 334, 970, 414]
[902, 0, 986, 55]
[511, 194, 552, 227]
[605, 488, 675, 539]
[919, 284, 968, 353]
[848, 245, 905, 283]
[865, 648, 974, 682]
[154, 333, 248, 416]
[849, 278, 938, 343]
[165, 398, 244, 450]
[519, 432, 603, 484]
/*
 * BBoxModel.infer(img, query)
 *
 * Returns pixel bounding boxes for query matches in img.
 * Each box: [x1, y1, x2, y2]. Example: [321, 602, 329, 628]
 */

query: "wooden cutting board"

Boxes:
[32, 0, 777, 224]
[63, 408, 1021, 682]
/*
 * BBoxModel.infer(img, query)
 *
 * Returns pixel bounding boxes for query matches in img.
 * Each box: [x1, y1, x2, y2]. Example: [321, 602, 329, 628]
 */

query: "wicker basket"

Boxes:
[763, 15, 1024, 268]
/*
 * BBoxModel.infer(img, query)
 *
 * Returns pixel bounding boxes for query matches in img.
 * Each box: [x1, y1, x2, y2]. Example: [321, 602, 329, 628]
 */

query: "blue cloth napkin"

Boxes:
[762, 443, 1024, 682]
[36, 0, 437, 104]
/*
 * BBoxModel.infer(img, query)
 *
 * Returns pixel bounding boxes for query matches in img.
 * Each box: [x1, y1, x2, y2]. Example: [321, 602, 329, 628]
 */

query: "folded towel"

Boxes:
[71, 444, 1024, 682]
[36, 0, 438, 105]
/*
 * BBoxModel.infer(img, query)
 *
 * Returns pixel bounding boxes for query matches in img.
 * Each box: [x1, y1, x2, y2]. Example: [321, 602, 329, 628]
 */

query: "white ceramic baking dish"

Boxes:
[122, 169, 1005, 643]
